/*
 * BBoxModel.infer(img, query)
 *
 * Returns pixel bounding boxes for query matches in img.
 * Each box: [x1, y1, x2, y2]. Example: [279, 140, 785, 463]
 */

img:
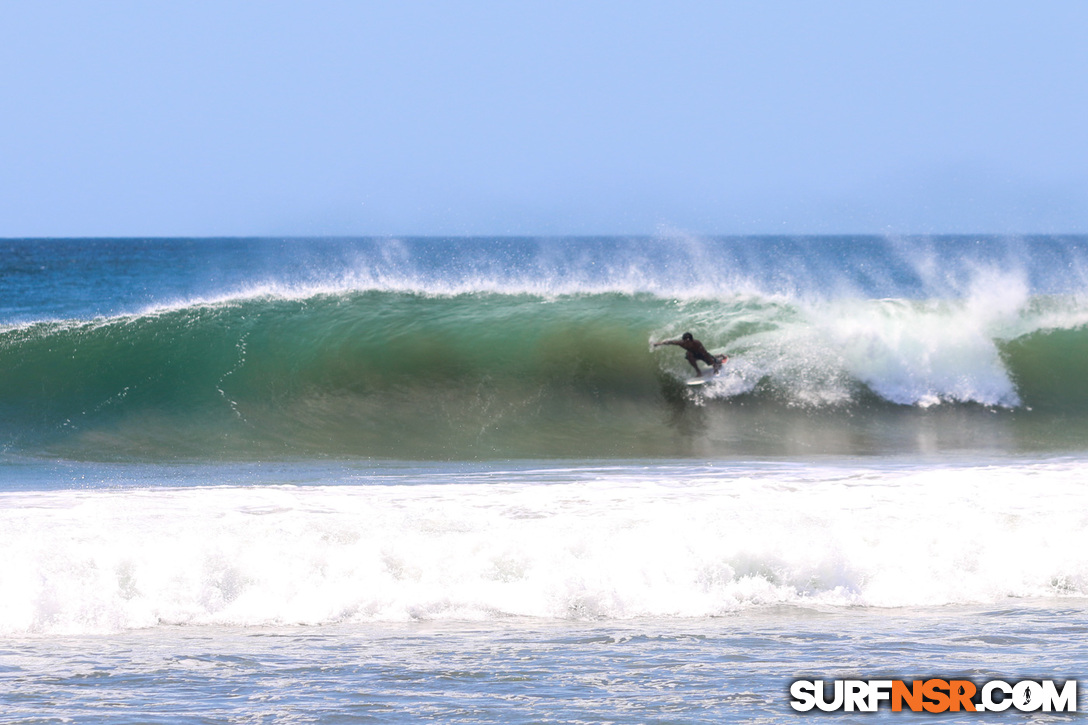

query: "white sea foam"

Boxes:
[697, 269, 1067, 408]
[3, 460, 1088, 635]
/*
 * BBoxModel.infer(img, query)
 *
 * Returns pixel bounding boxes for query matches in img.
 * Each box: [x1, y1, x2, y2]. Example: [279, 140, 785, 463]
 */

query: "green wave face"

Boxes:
[5, 290, 1088, 460]
[1000, 326, 1088, 412]
[1, 292, 682, 459]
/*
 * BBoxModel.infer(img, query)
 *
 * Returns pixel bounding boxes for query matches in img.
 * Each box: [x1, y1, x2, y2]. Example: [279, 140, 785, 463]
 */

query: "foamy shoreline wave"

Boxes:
[2, 459, 1087, 635]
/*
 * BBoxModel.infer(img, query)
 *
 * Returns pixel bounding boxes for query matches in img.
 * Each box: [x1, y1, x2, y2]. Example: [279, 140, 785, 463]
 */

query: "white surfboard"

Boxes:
[685, 355, 729, 385]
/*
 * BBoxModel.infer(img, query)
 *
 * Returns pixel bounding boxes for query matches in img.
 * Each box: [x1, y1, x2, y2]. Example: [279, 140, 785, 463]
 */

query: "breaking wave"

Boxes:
[3, 281, 1088, 459]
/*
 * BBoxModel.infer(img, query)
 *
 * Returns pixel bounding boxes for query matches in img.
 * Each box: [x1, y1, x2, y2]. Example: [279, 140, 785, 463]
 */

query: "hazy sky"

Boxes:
[2, 1, 1086, 237]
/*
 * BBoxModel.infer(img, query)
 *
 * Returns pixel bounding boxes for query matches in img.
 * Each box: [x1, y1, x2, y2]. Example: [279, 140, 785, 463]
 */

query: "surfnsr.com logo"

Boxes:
[789, 679, 1077, 713]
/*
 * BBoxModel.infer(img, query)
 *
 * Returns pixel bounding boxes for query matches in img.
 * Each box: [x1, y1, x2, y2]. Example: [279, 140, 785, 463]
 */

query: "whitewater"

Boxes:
[2, 236, 1088, 723]
[4, 458, 1088, 636]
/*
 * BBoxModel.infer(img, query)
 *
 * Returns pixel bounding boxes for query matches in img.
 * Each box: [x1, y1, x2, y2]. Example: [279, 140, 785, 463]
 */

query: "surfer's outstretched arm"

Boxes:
[654, 333, 725, 377]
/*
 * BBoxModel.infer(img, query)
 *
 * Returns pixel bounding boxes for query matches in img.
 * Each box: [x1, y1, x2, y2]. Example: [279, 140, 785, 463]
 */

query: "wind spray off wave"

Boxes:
[5, 236, 1088, 459]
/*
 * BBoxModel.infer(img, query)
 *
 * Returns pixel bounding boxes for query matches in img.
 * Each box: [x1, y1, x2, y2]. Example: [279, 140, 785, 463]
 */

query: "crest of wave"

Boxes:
[701, 267, 1033, 408]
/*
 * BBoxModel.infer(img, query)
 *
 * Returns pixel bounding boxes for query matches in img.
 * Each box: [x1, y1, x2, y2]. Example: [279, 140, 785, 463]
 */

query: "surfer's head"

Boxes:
[682, 332, 694, 341]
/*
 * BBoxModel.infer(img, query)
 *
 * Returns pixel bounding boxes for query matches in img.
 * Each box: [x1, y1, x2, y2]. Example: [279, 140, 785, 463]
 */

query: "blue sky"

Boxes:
[2, 1, 1086, 237]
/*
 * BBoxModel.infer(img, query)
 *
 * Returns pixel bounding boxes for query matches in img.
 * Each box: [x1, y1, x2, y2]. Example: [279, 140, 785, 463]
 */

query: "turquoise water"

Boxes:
[2, 237, 1087, 722]
[8, 237, 1088, 460]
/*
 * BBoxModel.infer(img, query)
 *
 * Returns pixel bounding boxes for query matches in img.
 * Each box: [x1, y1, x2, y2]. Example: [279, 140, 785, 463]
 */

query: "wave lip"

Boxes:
[9, 235, 1088, 323]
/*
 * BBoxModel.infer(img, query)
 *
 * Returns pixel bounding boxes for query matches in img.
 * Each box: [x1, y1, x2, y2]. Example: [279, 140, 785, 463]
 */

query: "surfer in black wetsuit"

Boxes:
[654, 332, 727, 377]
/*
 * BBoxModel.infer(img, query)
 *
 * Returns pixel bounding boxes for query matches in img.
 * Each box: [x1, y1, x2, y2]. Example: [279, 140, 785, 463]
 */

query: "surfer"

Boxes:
[653, 332, 726, 377]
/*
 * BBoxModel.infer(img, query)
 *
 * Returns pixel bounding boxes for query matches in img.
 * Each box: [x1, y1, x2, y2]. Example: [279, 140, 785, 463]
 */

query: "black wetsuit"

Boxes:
[661, 337, 721, 374]
[677, 339, 718, 368]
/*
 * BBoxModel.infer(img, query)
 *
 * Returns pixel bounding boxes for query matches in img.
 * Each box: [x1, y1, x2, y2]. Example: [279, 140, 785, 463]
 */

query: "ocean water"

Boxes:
[2, 236, 1088, 722]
